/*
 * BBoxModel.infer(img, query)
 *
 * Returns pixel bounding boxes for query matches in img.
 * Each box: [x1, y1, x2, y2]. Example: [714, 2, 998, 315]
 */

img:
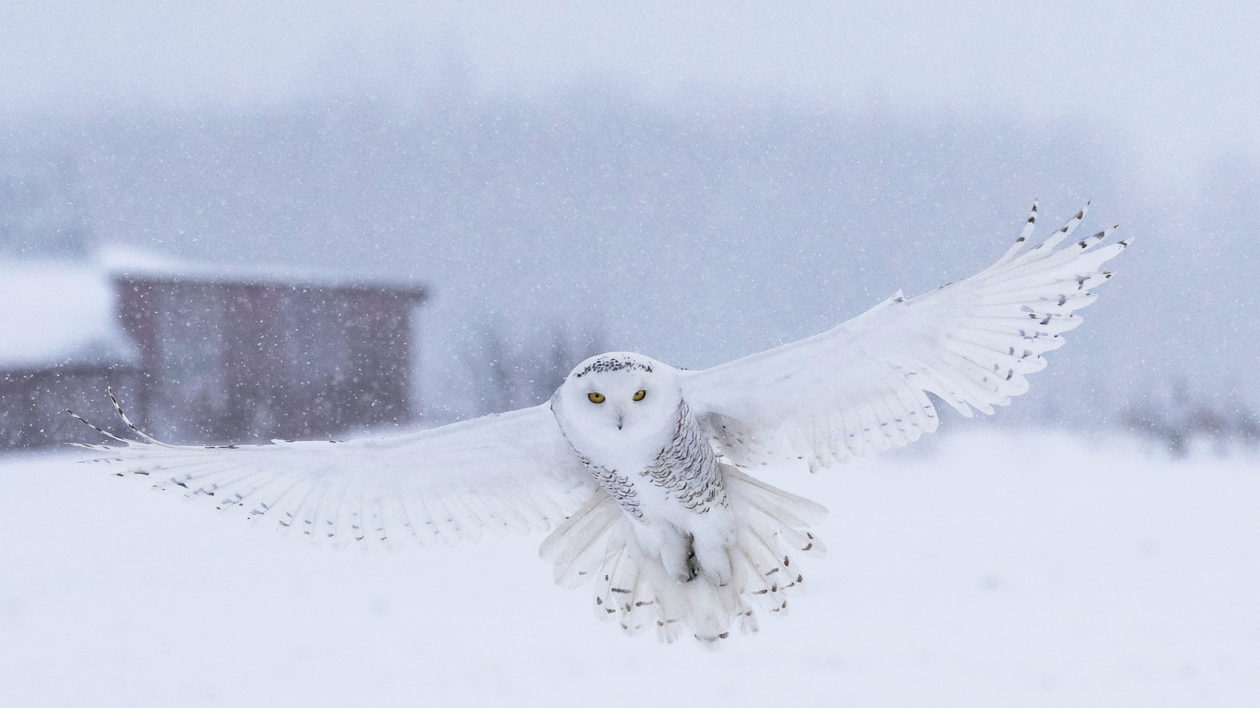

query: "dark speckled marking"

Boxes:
[641, 400, 729, 514]
[573, 355, 653, 379]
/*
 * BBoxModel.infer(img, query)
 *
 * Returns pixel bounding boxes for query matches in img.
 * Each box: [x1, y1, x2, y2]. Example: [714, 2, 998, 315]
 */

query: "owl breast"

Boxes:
[581, 400, 729, 522]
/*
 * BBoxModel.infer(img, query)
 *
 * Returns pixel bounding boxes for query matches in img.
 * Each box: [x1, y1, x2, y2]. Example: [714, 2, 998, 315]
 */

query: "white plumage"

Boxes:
[75, 202, 1128, 643]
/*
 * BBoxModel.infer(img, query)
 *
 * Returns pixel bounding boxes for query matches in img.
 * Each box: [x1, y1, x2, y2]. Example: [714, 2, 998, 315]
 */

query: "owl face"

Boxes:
[551, 352, 682, 462]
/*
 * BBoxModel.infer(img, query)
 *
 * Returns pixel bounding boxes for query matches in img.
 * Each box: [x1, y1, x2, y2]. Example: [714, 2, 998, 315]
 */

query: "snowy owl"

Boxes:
[74, 203, 1128, 643]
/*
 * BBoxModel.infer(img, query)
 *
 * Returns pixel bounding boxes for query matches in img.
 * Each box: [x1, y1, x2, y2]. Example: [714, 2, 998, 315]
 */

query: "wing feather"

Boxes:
[683, 203, 1128, 471]
[74, 401, 595, 547]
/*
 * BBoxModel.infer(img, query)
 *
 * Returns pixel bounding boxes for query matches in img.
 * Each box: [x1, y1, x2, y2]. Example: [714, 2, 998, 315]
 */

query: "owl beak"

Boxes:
[615, 405, 627, 430]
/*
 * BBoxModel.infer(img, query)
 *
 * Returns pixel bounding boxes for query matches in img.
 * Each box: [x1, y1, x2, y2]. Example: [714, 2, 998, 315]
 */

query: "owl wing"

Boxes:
[680, 203, 1129, 471]
[74, 397, 595, 547]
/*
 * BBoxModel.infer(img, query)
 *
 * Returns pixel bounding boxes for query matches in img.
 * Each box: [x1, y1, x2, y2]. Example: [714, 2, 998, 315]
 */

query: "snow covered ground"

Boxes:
[1, 428, 1256, 707]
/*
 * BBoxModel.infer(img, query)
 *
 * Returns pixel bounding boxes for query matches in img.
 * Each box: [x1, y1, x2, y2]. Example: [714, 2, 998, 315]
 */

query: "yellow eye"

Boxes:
[587, 392, 605, 404]
[633, 389, 646, 401]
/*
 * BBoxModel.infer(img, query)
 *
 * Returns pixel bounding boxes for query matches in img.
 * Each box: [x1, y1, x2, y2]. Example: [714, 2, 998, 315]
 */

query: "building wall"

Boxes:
[0, 365, 139, 449]
[113, 276, 424, 445]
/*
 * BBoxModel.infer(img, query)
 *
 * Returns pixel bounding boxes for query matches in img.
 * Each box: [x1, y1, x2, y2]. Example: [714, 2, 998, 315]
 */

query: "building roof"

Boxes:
[0, 259, 139, 371]
[2, 246, 428, 373]
[101, 246, 428, 300]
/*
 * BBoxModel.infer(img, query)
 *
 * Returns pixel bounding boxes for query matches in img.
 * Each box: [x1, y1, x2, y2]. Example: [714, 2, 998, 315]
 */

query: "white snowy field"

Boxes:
[1, 429, 1256, 708]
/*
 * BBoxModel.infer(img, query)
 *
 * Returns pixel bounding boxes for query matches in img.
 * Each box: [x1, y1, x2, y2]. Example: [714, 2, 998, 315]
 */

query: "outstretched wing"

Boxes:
[75, 397, 595, 547]
[681, 203, 1129, 471]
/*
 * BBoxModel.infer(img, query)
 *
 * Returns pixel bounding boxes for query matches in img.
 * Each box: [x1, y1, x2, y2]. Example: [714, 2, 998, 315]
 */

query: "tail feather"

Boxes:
[539, 464, 827, 643]
[590, 534, 629, 622]
[540, 492, 622, 588]
[624, 569, 658, 636]
[745, 524, 802, 590]
[605, 542, 645, 633]
[734, 543, 790, 614]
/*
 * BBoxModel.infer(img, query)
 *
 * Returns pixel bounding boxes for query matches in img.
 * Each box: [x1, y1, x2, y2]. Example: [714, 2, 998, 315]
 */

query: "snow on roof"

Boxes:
[99, 245, 427, 298]
[2, 246, 427, 371]
[0, 258, 139, 371]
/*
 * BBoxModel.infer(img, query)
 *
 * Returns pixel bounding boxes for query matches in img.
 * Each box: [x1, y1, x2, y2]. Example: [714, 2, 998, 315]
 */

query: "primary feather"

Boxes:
[682, 202, 1128, 471]
[75, 399, 593, 548]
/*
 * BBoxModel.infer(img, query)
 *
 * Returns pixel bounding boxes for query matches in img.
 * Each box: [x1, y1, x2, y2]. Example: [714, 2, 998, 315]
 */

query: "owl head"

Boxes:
[551, 352, 682, 461]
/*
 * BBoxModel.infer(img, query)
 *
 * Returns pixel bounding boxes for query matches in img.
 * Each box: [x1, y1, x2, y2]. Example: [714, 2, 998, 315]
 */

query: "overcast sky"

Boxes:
[4, 1, 1258, 194]
[4, 2, 1257, 427]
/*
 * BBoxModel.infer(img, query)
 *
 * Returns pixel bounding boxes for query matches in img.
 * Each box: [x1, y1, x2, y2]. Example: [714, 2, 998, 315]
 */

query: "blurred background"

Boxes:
[3, 6, 1259, 707]
[2, 1, 1258, 451]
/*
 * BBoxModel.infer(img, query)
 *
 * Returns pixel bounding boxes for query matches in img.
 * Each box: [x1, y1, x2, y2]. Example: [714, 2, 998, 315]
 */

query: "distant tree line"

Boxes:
[1122, 379, 1260, 457]
[467, 322, 608, 416]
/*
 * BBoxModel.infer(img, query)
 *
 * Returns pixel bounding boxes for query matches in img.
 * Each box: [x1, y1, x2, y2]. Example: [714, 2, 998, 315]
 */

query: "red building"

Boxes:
[1, 256, 427, 450]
